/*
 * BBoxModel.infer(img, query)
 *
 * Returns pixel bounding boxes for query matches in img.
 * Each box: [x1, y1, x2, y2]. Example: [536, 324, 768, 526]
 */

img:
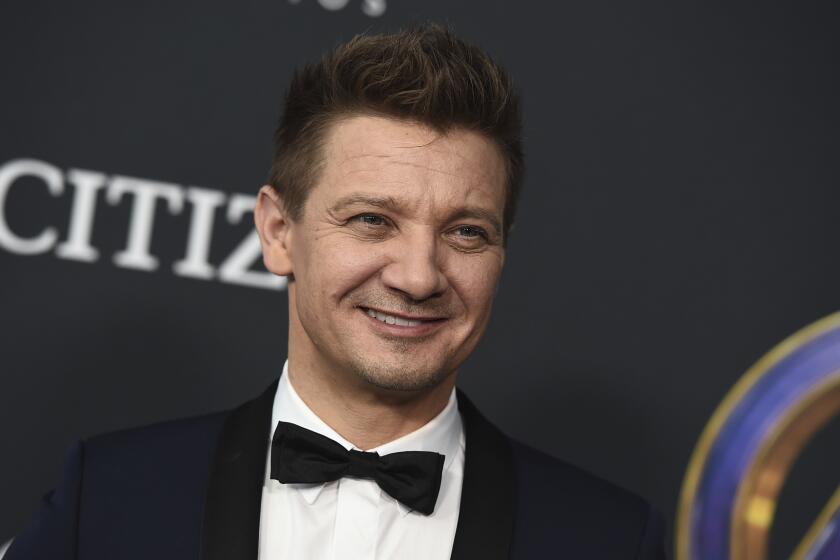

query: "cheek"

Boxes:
[449, 255, 504, 317]
[297, 234, 388, 303]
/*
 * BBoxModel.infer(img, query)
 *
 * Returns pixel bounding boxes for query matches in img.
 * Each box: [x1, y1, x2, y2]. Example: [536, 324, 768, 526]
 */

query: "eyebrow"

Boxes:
[329, 193, 504, 236]
[329, 194, 402, 213]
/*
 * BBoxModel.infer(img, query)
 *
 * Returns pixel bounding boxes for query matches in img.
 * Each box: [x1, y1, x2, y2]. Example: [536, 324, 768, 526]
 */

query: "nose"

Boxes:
[380, 231, 448, 302]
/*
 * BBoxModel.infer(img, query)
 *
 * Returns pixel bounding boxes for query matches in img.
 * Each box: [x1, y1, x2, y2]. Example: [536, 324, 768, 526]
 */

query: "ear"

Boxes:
[254, 185, 294, 276]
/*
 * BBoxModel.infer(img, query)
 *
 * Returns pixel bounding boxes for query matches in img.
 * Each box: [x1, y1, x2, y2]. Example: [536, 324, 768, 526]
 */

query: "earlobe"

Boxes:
[254, 185, 294, 276]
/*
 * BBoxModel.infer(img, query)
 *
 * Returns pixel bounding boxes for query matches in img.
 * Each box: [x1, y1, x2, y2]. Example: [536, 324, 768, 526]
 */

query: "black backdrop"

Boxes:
[2, 2, 838, 557]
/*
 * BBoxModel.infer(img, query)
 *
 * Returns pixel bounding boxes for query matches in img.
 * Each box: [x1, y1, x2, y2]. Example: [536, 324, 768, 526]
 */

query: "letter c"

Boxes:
[0, 159, 64, 255]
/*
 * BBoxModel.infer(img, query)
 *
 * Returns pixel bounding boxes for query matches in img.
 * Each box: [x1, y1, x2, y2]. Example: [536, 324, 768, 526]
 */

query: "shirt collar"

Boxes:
[269, 360, 463, 516]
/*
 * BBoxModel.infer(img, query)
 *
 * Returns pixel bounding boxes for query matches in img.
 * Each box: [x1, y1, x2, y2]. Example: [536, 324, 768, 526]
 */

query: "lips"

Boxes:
[364, 308, 426, 327]
[358, 306, 447, 334]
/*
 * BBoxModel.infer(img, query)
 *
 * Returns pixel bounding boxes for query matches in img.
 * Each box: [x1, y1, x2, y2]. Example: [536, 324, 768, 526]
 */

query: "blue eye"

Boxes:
[456, 225, 487, 239]
[356, 214, 386, 226]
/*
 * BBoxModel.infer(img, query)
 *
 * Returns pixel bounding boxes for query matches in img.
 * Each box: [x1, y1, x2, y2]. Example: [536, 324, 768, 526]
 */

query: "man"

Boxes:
[6, 24, 664, 559]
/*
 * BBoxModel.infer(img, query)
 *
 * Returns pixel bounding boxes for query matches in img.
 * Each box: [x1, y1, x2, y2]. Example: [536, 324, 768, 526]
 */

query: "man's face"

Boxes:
[265, 115, 507, 392]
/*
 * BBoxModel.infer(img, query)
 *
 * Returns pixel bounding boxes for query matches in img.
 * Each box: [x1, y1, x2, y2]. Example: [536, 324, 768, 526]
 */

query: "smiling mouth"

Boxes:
[360, 307, 446, 327]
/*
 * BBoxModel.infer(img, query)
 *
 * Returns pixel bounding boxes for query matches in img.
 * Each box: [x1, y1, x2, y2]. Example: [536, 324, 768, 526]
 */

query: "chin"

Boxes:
[350, 357, 453, 393]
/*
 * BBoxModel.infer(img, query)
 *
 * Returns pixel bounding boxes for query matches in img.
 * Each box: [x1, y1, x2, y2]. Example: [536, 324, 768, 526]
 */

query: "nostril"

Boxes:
[380, 263, 447, 301]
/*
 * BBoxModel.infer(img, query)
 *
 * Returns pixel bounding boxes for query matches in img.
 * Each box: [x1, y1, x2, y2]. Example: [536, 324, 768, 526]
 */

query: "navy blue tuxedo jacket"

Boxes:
[7, 380, 665, 559]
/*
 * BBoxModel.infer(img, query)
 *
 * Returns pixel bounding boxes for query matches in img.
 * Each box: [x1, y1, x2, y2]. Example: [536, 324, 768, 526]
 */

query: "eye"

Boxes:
[346, 214, 394, 240]
[353, 214, 388, 227]
[454, 225, 488, 240]
[446, 224, 491, 251]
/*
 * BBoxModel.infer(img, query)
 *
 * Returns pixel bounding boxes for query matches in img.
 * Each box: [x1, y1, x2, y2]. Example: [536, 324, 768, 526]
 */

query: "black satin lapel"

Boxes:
[200, 379, 278, 560]
[450, 389, 515, 560]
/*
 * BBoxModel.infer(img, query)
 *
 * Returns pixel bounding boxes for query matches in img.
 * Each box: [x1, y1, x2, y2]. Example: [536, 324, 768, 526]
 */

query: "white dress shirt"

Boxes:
[257, 361, 465, 560]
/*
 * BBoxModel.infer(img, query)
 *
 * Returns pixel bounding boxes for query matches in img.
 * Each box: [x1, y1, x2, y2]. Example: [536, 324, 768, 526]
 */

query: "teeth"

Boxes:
[365, 308, 423, 327]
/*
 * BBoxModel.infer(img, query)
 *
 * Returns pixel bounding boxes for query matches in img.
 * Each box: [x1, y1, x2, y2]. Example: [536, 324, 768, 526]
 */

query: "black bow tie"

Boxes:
[270, 421, 445, 515]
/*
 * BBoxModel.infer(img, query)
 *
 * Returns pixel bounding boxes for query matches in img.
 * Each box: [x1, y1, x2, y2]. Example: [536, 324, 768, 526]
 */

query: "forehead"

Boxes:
[315, 115, 506, 210]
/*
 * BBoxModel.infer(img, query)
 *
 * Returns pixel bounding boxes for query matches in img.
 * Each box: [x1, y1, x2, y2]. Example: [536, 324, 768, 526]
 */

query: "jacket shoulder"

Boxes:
[508, 439, 664, 559]
[84, 409, 229, 465]
[85, 411, 230, 558]
[6, 410, 231, 560]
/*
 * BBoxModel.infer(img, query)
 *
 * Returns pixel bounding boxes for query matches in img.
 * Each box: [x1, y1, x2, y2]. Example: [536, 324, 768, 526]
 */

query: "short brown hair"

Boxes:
[268, 23, 523, 237]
